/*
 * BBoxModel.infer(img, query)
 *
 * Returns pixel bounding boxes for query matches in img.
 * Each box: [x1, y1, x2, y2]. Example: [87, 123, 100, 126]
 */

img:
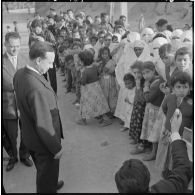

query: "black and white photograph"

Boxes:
[2, 1, 193, 193]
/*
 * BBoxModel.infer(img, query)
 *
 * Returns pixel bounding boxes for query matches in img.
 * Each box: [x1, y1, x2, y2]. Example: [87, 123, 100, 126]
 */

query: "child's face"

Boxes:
[60, 30, 67, 37]
[175, 54, 191, 71]
[91, 38, 97, 46]
[124, 80, 134, 89]
[64, 40, 70, 48]
[67, 59, 74, 68]
[134, 47, 144, 57]
[102, 50, 109, 60]
[173, 81, 190, 98]
[73, 45, 81, 50]
[104, 36, 112, 47]
[116, 27, 125, 36]
[132, 68, 142, 80]
[57, 37, 64, 44]
[161, 53, 175, 67]
[142, 68, 155, 81]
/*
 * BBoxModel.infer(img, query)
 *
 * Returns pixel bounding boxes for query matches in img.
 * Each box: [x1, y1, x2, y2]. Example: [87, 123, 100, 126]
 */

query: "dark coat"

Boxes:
[13, 67, 63, 156]
[151, 140, 192, 193]
[3, 52, 28, 119]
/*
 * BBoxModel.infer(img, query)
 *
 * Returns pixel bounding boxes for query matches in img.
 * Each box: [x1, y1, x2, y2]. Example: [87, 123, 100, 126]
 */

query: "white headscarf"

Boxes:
[115, 40, 151, 87]
[171, 29, 183, 52]
[141, 27, 155, 44]
[127, 32, 141, 43]
[152, 37, 169, 60]
[163, 30, 172, 41]
[180, 30, 193, 51]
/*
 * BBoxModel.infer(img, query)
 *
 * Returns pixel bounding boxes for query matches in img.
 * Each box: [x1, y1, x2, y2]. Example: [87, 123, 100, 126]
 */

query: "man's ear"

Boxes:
[35, 57, 41, 65]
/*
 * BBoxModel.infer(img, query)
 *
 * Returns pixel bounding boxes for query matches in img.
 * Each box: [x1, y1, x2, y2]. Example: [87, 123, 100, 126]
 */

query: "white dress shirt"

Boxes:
[6, 52, 17, 69]
[26, 65, 40, 75]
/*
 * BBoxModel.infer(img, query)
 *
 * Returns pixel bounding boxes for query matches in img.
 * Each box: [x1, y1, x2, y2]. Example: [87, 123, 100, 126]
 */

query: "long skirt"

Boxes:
[79, 81, 110, 119]
[129, 100, 146, 142]
[99, 75, 118, 113]
[114, 87, 127, 122]
[140, 103, 160, 142]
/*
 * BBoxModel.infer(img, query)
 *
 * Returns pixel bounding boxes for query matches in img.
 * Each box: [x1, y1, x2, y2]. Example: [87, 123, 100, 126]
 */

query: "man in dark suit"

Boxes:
[115, 109, 192, 193]
[3, 32, 33, 171]
[13, 41, 64, 193]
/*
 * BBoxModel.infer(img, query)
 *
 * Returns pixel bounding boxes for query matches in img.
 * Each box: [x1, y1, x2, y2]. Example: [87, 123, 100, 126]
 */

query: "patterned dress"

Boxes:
[129, 90, 146, 142]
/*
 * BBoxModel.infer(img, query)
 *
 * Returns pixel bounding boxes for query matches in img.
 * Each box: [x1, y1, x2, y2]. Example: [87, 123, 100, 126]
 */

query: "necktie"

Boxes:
[11, 56, 17, 69]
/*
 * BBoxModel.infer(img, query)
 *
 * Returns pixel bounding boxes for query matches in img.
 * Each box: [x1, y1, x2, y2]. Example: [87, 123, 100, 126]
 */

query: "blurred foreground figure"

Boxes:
[115, 109, 192, 193]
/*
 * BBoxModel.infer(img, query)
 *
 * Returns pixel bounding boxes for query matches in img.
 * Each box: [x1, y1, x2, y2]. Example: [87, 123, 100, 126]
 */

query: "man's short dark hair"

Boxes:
[29, 41, 54, 60]
[175, 47, 192, 60]
[115, 159, 150, 193]
[5, 32, 21, 43]
[156, 19, 168, 27]
[78, 50, 94, 66]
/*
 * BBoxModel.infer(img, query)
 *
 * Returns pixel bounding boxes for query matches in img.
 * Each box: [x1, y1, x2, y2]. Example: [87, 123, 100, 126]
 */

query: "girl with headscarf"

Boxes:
[115, 39, 151, 131]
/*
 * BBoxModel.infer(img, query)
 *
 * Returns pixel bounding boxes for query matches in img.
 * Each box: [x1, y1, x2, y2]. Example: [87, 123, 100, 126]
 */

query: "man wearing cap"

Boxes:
[3, 32, 33, 171]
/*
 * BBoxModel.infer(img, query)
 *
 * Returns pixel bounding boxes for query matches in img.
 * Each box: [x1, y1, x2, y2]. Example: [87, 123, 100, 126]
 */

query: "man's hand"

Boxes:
[170, 109, 182, 134]
[54, 148, 63, 159]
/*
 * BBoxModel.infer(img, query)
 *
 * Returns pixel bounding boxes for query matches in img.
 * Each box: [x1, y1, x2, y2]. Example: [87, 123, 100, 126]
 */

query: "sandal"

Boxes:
[100, 120, 112, 127]
[76, 118, 87, 125]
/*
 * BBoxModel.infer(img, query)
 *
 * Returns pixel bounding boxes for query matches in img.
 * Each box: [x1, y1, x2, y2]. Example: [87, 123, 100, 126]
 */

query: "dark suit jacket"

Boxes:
[3, 52, 28, 119]
[13, 67, 63, 156]
[150, 140, 192, 193]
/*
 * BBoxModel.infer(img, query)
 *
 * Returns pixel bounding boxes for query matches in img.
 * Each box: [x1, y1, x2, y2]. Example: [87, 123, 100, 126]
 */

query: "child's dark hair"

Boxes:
[159, 43, 173, 59]
[58, 45, 66, 53]
[171, 71, 192, 88]
[65, 55, 74, 63]
[131, 61, 144, 71]
[98, 46, 111, 60]
[78, 50, 94, 66]
[141, 61, 155, 71]
[175, 47, 192, 60]
[90, 35, 98, 42]
[152, 33, 167, 41]
[123, 73, 136, 86]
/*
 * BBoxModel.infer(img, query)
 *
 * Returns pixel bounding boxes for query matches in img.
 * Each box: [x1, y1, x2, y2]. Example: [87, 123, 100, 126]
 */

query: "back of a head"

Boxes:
[159, 43, 173, 59]
[115, 159, 150, 193]
[78, 50, 94, 66]
[156, 18, 168, 27]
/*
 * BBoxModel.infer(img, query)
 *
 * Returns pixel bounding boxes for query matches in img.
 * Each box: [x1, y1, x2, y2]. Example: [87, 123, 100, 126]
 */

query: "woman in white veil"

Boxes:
[114, 38, 151, 130]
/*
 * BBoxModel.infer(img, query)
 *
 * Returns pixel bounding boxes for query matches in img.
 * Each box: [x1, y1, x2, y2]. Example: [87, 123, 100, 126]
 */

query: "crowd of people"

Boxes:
[3, 6, 193, 193]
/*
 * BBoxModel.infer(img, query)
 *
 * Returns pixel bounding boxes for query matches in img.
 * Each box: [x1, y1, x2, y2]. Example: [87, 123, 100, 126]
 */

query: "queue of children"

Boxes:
[27, 9, 193, 181]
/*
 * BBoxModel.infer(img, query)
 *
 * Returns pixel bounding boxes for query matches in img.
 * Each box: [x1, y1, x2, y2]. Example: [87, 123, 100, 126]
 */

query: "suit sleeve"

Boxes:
[151, 140, 192, 193]
[28, 89, 62, 156]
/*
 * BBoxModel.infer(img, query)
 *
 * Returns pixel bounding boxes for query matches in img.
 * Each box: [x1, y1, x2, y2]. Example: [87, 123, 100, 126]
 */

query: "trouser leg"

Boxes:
[3, 119, 18, 160]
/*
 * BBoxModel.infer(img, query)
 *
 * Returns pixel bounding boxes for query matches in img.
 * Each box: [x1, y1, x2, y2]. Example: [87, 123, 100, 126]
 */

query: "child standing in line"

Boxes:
[122, 73, 137, 132]
[128, 61, 147, 150]
[156, 71, 193, 178]
[76, 50, 111, 126]
[98, 47, 118, 122]
[139, 61, 165, 161]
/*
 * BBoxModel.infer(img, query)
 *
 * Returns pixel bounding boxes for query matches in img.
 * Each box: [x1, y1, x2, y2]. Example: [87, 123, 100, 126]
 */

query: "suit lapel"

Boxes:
[25, 67, 56, 95]
[3, 53, 16, 78]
